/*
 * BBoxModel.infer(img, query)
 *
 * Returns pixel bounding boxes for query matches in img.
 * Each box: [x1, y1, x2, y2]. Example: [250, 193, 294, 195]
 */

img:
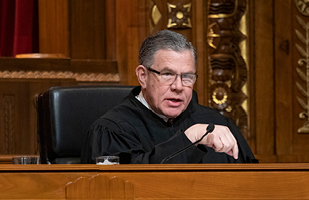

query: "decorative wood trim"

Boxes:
[4, 95, 15, 154]
[167, 2, 192, 29]
[0, 71, 120, 82]
[294, 6, 309, 133]
[207, 0, 249, 139]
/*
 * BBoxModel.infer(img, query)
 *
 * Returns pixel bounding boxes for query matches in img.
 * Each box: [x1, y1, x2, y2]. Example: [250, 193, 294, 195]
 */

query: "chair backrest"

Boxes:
[37, 85, 134, 164]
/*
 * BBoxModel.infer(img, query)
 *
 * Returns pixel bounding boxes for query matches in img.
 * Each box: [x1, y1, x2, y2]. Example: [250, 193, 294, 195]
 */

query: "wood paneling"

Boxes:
[0, 56, 121, 156]
[115, 0, 147, 85]
[0, 58, 71, 71]
[69, 0, 107, 59]
[273, 0, 309, 162]
[252, 0, 276, 162]
[0, 79, 76, 155]
[275, 0, 294, 159]
[38, 0, 69, 57]
[0, 164, 309, 199]
[193, 0, 208, 105]
[250, 0, 309, 162]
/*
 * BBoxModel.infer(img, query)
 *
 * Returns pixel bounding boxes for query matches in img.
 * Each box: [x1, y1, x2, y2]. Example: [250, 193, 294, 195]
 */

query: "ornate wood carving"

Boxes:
[150, 0, 192, 33]
[0, 71, 120, 82]
[4, 95, 15, 154]
[295, 0, 309, 16]
[295, 0, 309, 133]
[207, 0, 248, 137]
[167, 2, 192, 28]
[65, 174, 134, 199]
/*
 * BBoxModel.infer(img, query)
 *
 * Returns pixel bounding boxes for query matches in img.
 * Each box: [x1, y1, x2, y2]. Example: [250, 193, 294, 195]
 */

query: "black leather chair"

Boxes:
[37, 85, 134, 164]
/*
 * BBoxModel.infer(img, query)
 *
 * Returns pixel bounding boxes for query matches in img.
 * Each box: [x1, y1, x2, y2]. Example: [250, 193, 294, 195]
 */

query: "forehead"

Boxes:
[153, 49, 195, 71]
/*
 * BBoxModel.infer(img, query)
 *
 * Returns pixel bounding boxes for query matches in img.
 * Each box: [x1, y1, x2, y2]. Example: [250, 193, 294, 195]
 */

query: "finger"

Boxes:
[210, 134, 224, 152]
[222, 136, 239, 159]
[219, 127, 239, 155]
[204, 127, 239, 159]
[212, 131, 239, 159]
[206, 132, 229, 152]
[226, 130, 239, 159]
[217, 134, 231, 152]
[225, 149, 234, 157]
[232, 141, 239, 159]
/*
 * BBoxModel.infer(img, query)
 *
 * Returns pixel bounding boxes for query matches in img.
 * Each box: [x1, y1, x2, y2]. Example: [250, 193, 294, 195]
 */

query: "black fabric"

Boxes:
[37, 85, 134, 164]
[81, 86, 256, 164]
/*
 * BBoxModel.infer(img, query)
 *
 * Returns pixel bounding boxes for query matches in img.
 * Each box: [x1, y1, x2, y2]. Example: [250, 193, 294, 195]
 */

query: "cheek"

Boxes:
[146, 82, 162, 102]
[151, 88, 172, 109]
[148, 79, 167, 96]
[153, 87, 169, 102]
[184, 91, 193, 105]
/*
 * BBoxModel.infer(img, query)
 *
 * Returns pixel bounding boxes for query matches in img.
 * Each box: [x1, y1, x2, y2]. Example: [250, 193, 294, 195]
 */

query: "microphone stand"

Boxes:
[160, 123, 215, 164]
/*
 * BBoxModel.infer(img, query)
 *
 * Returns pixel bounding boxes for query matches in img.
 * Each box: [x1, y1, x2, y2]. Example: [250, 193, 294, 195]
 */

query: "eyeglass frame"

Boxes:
[146, 67, 198, 86]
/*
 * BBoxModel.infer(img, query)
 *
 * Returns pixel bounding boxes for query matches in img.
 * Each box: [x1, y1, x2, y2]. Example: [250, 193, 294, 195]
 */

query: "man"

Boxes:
[81, 30, 256, 164]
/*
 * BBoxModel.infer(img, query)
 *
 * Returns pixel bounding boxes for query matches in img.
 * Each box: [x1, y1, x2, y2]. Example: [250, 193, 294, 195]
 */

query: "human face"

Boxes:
[143, 49, 195, 118]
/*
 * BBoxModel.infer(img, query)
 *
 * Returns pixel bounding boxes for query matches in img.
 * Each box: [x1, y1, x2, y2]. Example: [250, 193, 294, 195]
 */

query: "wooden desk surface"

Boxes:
[1, 163, 309, 199]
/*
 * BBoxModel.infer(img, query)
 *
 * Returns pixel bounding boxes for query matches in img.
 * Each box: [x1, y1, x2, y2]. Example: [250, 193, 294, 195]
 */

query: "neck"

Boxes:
[135, 91, 169, 122]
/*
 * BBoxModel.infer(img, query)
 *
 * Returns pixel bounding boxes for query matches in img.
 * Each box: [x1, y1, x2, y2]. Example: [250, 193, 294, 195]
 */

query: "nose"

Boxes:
[170, 74, 183, 90]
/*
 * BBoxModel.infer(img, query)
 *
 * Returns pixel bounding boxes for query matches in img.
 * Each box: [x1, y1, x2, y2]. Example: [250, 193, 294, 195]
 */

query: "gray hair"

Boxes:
[138, 30, 197, 69]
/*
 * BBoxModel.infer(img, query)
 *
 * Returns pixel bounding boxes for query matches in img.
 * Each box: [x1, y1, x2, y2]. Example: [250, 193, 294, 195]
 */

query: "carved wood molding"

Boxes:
[167, 2, 192, 29]
[150, 0, 192, 32]
[65, 174, 134, 199]
[4, 95, 15, 154]
[207, 0, 249, 137]
[0, 70, 120, 82]
[295, 0, 309, 133]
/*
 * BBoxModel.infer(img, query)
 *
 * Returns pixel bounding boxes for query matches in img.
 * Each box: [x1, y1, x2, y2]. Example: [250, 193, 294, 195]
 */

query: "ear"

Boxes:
[135, 65, 147, 89]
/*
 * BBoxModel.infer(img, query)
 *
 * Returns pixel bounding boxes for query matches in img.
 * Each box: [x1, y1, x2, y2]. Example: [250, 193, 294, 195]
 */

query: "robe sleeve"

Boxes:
[81, 122, 208, 164]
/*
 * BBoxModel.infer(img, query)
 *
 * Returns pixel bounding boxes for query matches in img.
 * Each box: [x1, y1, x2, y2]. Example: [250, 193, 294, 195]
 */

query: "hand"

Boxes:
[184, 124, 239, 159]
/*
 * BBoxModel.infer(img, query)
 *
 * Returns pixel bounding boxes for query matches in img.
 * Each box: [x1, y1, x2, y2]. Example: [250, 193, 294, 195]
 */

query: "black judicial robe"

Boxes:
[81, 86, 256, 164]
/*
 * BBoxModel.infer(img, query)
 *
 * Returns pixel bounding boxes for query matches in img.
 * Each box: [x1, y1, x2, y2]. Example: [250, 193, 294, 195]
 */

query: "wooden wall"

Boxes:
[1, 0, 309, 163]
[251, 0, 309, 162]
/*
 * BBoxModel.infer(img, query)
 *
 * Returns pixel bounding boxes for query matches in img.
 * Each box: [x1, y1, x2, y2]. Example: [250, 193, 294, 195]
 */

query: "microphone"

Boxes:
[160, 123, 215, 164]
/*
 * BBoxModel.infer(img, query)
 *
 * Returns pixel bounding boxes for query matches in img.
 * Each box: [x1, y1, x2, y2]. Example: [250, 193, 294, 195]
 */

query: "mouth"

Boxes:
[168, 98, 181, 102]
[167, 98, 183, 106]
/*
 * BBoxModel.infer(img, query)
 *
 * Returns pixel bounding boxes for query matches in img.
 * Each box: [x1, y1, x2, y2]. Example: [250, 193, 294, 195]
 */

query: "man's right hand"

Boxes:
[184, 124, 239, 159]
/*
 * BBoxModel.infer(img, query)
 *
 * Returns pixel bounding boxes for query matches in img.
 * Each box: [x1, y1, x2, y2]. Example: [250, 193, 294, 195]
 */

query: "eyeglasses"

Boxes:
[147, 67, 197, 86]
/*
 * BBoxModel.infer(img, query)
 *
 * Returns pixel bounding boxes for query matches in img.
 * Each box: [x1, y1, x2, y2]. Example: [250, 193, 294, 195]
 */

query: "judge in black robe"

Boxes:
[81, 86, 256, 164]
[81, 30, 256, 164]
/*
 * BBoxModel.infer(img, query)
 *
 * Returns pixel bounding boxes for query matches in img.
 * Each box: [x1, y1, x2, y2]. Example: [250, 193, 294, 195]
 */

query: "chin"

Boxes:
[163, 110, 182, 119]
